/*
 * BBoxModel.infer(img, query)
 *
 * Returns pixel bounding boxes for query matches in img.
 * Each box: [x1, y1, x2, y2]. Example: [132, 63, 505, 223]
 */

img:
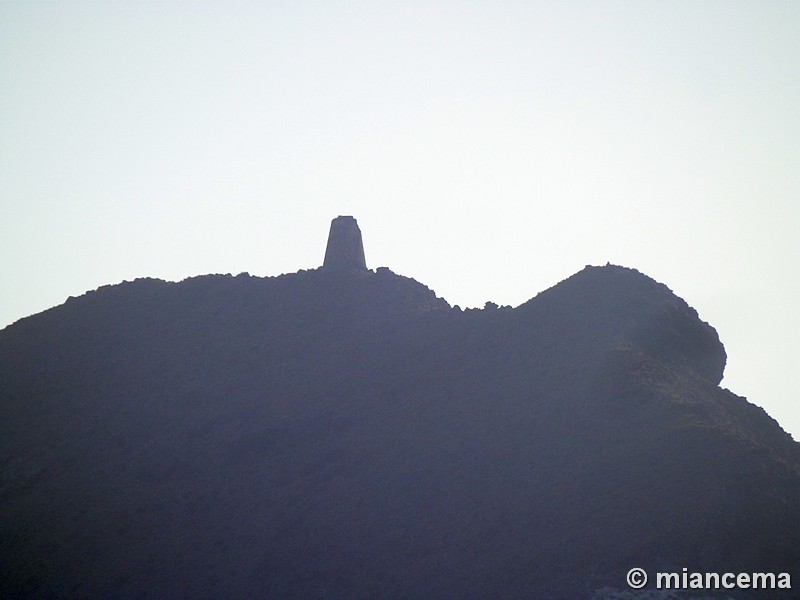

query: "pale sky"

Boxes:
[2, 1, 798, 438]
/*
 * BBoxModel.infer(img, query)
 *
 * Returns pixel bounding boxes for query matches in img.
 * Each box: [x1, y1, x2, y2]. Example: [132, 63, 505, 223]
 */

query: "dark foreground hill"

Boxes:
[1, 218, 799, 599]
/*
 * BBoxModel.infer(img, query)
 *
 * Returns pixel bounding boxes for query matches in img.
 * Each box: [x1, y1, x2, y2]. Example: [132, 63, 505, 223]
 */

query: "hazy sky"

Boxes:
[2, 2, 798, 438]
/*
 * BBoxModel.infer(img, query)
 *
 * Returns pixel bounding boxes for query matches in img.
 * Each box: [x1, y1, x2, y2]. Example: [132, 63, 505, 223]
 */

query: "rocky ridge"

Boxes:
[0, 218, 797, 599]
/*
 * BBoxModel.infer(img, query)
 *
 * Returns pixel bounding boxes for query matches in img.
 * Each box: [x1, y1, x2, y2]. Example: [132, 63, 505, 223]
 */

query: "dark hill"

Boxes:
[1, 218, 798, 599]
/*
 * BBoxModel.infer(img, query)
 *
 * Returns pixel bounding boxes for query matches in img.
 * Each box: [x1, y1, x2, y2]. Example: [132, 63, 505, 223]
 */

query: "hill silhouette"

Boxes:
[1, 217, 798, 599]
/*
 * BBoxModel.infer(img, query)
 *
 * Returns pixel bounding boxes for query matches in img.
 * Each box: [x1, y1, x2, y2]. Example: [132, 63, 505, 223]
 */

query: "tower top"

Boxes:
[322, 215, 367, 271]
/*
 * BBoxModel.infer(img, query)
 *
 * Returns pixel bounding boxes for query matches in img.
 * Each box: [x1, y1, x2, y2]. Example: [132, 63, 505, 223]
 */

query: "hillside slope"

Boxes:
[1, 228, 798, 599]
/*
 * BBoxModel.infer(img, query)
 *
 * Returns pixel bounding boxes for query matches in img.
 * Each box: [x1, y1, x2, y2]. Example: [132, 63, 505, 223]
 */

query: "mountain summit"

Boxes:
[1, 218, 798, 599]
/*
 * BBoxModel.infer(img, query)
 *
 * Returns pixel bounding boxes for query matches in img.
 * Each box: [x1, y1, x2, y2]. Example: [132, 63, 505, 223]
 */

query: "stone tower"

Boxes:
[323, 215, 367, 270]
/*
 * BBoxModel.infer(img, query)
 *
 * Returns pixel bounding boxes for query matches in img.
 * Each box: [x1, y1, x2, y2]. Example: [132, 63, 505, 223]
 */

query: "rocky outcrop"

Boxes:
[517, 264, 727, 385]
[0, 221, 797, 600]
